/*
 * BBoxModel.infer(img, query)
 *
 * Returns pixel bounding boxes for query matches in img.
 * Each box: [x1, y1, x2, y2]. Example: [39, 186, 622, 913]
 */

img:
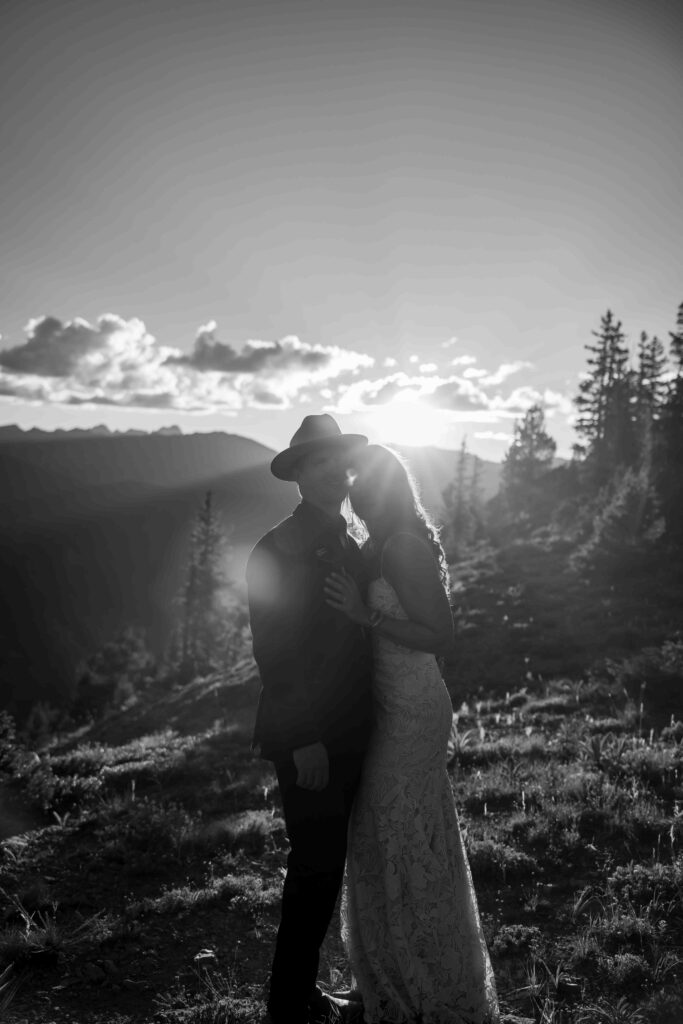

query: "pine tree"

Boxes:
[670, 301, 683, 374]
[501, 403, 556, 519]
[636, 331, 668, 414]
[442, 437, 476, 556]
[571, 466, 664, 576]
[468, 455, 484, 537]
[177, 491, 231, 680]
[574, 310, 632, 482]
[657, 302, 683, 544]
[633, 330, 668, 499]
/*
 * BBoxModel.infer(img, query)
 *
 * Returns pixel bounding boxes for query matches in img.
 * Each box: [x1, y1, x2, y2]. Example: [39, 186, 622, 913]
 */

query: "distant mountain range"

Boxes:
[0, 423, 183, 440]
[0, 425, 502, 717]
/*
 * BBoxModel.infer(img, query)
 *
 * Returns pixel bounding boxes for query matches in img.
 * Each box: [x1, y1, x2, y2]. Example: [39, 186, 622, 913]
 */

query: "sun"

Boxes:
[371, 398, 447, 448]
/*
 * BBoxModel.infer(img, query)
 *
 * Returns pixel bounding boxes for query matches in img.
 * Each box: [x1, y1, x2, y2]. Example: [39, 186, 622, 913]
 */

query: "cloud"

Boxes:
[479, 360, 533, 386]
[329, 364, 574, 429]
[487, 386, 574, 416]
[0, 315, 151, 378]
[165, 322, 331, 374]
[428, 378, 492, 412]
[0, 315, 575, 430]
[67, 394, 120, 406]
[541, 389, 575, 416]
[474, 430, 514, 443]
[0, 314, 373, 413]
[450, 358, 530, 384]
[251, 388, 287, 407]
[332, 371, 491, 415]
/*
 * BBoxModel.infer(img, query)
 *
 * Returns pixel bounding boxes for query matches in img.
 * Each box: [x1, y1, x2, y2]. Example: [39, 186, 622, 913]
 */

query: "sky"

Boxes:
[1, 0, 681, 460]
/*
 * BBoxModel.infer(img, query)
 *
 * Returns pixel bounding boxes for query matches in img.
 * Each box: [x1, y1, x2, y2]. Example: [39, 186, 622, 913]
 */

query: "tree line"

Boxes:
[67, 299, 683, 722]
[442, 300, 683, 566]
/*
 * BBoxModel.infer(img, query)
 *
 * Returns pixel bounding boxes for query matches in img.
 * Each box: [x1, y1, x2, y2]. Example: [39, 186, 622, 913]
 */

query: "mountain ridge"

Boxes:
[0, 427, 502, 718]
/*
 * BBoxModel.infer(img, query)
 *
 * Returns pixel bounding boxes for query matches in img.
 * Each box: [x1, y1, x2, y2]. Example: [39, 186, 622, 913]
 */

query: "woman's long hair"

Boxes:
[348, 444, 450, 589]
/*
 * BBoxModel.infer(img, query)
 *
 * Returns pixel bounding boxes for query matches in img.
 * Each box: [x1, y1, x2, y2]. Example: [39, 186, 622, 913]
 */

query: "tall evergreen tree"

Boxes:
[636, 331, 668, 414]
[501, 403, 556, 518]
[177, 490, 231, 680]
[669, 301, 683, 374]
[658, 302, 683, 544]
[574, 310, 632, 481]
[468, 454, 484, 536]
[634, 330, 668, 490]
[442, 436, 475, 557]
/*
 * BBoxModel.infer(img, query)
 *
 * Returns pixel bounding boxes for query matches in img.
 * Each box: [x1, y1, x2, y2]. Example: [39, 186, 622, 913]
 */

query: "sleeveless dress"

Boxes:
[340, 574, 500, 1024]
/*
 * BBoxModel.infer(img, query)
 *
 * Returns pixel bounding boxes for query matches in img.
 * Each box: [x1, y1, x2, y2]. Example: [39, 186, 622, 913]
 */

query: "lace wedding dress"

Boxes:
[340, 576, 500, 1024]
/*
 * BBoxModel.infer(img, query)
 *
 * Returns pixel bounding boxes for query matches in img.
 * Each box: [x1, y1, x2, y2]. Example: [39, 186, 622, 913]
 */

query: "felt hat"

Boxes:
[270, 414, 368, 481]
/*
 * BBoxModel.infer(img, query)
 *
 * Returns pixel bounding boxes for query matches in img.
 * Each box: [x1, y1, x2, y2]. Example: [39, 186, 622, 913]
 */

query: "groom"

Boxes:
[246, 415, 374, 1024]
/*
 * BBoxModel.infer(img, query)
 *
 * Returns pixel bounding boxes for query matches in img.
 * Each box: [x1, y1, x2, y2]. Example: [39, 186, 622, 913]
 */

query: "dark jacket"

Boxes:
[246, 501, 374, 762]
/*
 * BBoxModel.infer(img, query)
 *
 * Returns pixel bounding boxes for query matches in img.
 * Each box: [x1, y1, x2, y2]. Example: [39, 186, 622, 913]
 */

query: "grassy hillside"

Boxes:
[1, 615, 682, 1022]
[2, 461, 682, 1023]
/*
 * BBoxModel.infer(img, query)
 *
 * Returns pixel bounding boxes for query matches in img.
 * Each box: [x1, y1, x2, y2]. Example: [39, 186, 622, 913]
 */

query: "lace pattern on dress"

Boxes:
[340, 576, 499, 1024]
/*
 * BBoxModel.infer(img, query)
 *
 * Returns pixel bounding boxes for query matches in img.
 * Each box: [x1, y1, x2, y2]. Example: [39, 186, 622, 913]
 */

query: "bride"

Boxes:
[324, 444, 499, 1024]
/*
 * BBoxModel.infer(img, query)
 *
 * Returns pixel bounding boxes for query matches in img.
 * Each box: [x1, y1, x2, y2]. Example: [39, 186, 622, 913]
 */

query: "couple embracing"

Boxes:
[246, 415, 499, 1024]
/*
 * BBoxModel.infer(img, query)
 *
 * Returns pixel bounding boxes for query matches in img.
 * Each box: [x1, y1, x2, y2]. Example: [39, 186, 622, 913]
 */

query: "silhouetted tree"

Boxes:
[669, 301, 683, 372]
[570, 466, 664, 577]
[500, 403, 556, 521]
[175, 491, 234, 681]
[574, 310, 633, 482]
[657, 302, 683, 543]
[442, 437, 479, 556]
[72, 625, 156, 720]
[468, 454, 485, 537]
[635, 331, 668, 418]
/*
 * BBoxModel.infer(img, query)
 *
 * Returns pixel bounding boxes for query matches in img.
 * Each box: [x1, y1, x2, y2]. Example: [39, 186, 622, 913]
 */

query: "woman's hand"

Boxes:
[324, 570, 370, 626]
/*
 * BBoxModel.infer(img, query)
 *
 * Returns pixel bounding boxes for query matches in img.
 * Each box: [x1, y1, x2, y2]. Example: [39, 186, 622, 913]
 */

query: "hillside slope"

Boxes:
[0, 433, 299, 716]
[1, 654, 681, 1024]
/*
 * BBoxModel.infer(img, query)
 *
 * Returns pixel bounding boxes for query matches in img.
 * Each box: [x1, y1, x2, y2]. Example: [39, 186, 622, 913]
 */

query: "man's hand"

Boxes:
[293, 741, 329, 791]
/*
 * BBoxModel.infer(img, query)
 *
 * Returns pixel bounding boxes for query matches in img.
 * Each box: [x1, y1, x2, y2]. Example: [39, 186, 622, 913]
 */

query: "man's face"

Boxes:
[296, 447, 352, 507]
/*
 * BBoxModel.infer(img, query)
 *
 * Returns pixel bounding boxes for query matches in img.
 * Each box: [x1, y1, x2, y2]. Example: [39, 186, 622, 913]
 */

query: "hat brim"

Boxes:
[271, 434, 368, 481]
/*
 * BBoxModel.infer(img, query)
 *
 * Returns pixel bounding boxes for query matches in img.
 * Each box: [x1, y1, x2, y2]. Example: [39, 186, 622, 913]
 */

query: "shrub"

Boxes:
[607, 859, 683, 911]
[640, 986, 683, 1024]
[491, 924, 543, 958]
[574, 994, 647, 1023]
[594, 638, 683, 717]
[601, 952, 652, 991]
[94, 795, 197, 864]
[71, 625, 158, 721]
[587, 907, 664, 955]
[196, 809, 285, 856]
[466, 838, 538, 882]
[570, 468, 664, 578]
[0, 712, 20, 774]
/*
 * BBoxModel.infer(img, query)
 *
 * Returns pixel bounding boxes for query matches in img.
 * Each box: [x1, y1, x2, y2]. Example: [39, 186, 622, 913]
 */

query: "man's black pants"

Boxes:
[268, 751, 364, 1022]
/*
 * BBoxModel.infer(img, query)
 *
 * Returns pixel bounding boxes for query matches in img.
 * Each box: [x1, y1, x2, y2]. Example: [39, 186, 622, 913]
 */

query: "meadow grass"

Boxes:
[1, 662, 682, 1022]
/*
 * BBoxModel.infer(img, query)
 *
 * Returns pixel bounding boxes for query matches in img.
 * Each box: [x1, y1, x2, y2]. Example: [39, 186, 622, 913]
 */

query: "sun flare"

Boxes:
[371, 399, 447, 449]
